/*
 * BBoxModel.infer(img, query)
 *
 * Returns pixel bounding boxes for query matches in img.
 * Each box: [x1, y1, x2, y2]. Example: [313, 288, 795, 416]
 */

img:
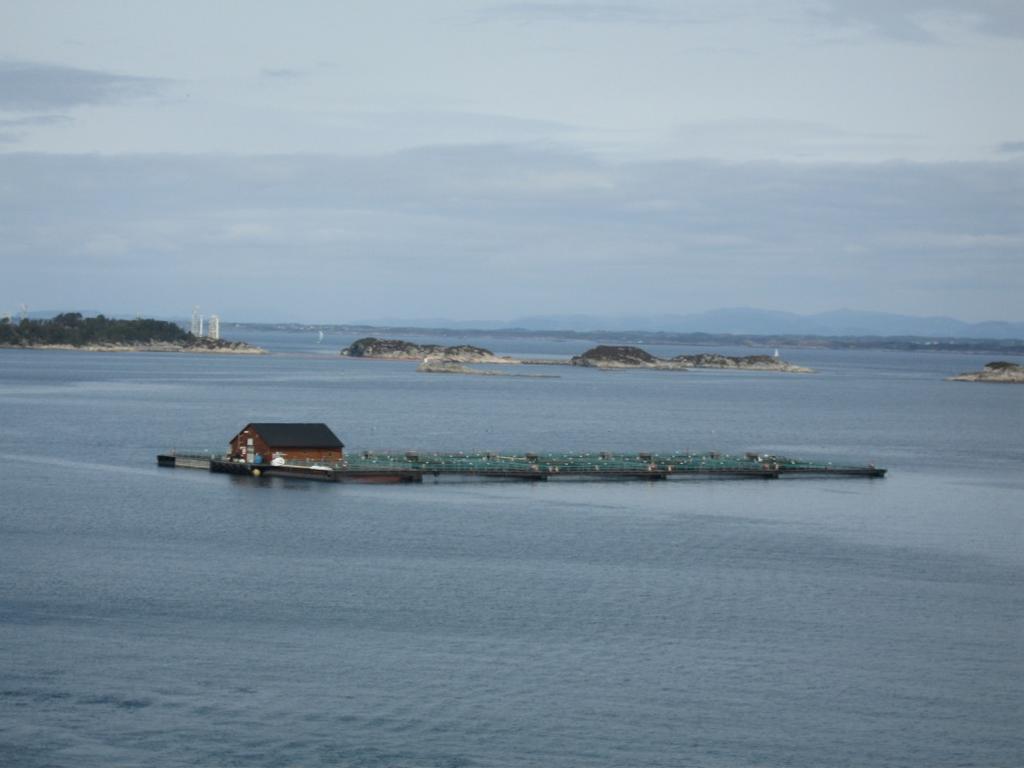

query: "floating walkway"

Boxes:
[157, 450, 886, 483]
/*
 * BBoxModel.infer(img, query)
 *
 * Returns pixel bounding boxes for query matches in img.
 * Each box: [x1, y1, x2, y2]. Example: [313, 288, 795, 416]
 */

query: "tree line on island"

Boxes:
[0, 313, 262, 353]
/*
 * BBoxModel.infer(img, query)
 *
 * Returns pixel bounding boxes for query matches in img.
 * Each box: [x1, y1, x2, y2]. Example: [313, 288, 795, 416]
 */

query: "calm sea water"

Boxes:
[1, 334, 1022, 767]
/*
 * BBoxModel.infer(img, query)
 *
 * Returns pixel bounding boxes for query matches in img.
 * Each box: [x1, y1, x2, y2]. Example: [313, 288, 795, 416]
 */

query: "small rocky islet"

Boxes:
[341, 337, 812, 373]
[416, 357, 559, 378]
[948, 361, 1024, 383]
[341, 337, 513, 363]
[568, 345, 813, 372]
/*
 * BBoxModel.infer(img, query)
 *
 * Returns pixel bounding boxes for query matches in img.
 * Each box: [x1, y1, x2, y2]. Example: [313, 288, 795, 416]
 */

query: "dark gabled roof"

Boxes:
[241, 423, 344, 448]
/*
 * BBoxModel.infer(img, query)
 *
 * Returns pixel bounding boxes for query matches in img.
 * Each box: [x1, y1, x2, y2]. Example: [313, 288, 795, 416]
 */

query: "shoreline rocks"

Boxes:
[670, 353, 812, 372]
[570, 345, 813, 372]
[948, 361, 1024, 383]
[342, 337, 515, 363]
[342, 338, 812, 373]
[417, 357, 501, 375]
[571, 345, 666, 368]
[417, 356, 559, 378]
[1, 340, 266, 354]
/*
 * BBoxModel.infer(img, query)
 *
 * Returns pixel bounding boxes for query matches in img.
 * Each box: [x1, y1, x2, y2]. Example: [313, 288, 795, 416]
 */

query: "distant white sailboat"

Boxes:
[317, 330, 324, 344]
[773, 348, 779, 358]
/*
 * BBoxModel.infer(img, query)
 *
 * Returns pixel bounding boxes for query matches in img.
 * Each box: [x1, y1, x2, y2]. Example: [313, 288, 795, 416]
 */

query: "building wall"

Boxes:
[271, 447, 343, 462]
[229, 429, 342, 463]
[229, 430, 270, 461]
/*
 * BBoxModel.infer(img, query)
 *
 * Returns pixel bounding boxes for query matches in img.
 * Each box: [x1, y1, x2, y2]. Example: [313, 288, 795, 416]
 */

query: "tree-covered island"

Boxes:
[0, 313, 264, 354]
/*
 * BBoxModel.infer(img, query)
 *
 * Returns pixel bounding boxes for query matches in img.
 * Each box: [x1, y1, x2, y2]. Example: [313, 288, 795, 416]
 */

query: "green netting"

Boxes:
[338, 450, 856, 475]
[172, 447, 880, 477]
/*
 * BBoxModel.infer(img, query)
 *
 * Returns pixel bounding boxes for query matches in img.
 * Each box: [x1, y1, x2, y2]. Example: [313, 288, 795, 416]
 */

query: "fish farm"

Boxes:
[158, 423, 886, 483]
[157, 449, 887, 483]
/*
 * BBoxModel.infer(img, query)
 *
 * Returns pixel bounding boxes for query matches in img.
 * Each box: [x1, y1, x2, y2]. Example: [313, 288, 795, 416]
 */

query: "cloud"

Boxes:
[0, 114, 72, 127]
[261, 68, 304, 80]
[480, 2, 680, 24]
[669, 119, 918, 161]
[481, 1, 1024, 38]
[998, 141, 1024, 154]
[811, 0, 1024, 41]
[0, 148, 1020, 321]
[0, 113, 73, 144]
[0, 60, 168, 111]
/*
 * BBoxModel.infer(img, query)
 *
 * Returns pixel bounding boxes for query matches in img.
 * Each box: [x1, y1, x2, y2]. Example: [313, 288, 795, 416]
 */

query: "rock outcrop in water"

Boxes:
[948, 361, 1024, 383]
[417, 357, 501, 375]
[570, 345, 812, 372]
[342, 337, 513, 363]
[17, 340, 267, 354]
[417, 356, 559, 378]
[669, 353, 811, 372]
[342, 338, 811, 373]
[571, 345, 664, 368]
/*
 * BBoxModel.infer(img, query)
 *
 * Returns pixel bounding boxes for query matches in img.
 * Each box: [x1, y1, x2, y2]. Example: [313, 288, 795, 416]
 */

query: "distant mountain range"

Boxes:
[485, 309, 1024, 339]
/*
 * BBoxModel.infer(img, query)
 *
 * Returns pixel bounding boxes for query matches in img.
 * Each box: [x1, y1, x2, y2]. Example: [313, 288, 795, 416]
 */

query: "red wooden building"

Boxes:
[229, 423, 344, 464]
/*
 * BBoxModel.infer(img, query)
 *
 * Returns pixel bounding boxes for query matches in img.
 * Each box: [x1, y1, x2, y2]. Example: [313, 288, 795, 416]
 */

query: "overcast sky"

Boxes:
[1, 0, 1022, 323]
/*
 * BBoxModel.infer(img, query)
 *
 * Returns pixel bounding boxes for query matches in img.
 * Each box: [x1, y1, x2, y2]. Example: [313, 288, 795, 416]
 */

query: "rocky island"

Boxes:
[570, 345, 665, 368]
[417, 356, 558, 378]
[570, 345, 813, 373]
[341, 337, 811, 373]
[342, 337, 514, 363]
[0, 313, 265, 354]
[948, 361, 1024, 383]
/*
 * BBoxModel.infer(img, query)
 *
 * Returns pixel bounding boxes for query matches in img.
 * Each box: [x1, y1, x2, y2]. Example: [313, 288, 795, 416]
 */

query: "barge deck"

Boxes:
[157, 450, 886, 482]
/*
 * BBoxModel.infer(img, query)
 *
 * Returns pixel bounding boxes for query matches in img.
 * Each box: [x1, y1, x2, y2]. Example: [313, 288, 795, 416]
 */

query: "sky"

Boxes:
[1, 0, 1022, 324]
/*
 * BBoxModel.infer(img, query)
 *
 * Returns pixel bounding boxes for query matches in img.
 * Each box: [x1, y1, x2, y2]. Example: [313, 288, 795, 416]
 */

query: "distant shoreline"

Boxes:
[1, 313, 266, 356]
[0, 342, 266, 355]
[239, 322, 1024, 356]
